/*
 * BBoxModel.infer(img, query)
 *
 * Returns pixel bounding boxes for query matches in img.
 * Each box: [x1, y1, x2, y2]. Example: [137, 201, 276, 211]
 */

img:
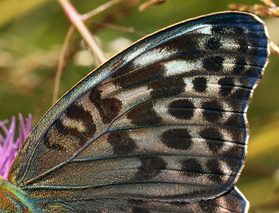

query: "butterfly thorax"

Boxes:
[0, 176, 40, 212]
[0, 177, 78, 212]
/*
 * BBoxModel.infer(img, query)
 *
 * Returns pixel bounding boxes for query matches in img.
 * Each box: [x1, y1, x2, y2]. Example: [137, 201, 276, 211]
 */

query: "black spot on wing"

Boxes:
[206, 159, 224, 183]
[233, 56, 246, 74]
[202, 100, 224, 122]
[207, 140, 224, 154]
[135, 156, 167, 181]
[232, 87, 251, 100]
[224, 126, 245, 143]
[181, 158, 203, 177]
[108, 131, 138, 155]
[202, 109, 222, 123]
[149, 77, 185, 99]
[218, 77, 234, 86]
[219, 85, 233, 97]
[161, 129, 193, 150]
[220, 84, 251, 100]
[127, 101, 162, 126]
[200, 127, 223, 141]
[243, 66, 262, 78]
[224, 158, 242, 174]
[192, 77, 207, 93]
[200, 128, 228, 155]
[224, 145, 245, 159]
[205, 37, 221, 51]
[224, 114, 244, 128]
[168, 99, 195, 120]
[203, 56, 224, 72]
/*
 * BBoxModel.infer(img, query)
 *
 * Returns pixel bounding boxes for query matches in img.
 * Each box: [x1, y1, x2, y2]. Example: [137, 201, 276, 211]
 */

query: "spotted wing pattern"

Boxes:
[9, 12, 269, 212]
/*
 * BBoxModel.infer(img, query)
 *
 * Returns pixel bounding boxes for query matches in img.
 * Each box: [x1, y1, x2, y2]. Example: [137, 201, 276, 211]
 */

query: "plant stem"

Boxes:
[58, 0, 106, 64]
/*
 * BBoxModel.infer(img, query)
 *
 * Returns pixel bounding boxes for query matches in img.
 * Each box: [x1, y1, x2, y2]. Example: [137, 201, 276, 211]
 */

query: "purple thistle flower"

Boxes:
[0, 114, 32, 180]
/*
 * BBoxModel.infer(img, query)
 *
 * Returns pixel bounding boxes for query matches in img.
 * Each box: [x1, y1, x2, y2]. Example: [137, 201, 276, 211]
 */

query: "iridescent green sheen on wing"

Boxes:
[0, 177, 40, 212]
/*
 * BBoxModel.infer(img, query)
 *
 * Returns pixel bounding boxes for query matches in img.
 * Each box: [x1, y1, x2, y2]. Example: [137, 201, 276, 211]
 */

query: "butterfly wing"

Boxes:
[90, 187, 248, 213]
[40, 187, 245, 212]
[9, 12, 269, 211]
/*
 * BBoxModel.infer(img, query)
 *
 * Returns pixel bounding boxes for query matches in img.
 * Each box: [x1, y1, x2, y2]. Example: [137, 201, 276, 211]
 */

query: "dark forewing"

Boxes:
[9, 12, 269, 211]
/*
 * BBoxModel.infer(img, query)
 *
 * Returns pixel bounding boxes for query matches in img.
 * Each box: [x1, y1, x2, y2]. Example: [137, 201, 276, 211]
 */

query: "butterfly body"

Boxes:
[2, 12, 269, 212]
[0, 177, 38, 212]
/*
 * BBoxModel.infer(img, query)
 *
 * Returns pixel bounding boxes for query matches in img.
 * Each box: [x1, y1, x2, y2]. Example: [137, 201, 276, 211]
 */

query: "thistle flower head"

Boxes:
[0, 114, 32, 180]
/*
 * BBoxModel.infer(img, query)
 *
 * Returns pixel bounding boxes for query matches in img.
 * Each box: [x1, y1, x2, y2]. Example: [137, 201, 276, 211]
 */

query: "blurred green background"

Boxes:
[0, 0, 278, 212]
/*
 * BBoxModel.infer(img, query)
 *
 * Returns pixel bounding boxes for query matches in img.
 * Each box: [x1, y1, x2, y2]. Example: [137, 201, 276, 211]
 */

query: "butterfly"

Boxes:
[0, 11, 270, 212]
